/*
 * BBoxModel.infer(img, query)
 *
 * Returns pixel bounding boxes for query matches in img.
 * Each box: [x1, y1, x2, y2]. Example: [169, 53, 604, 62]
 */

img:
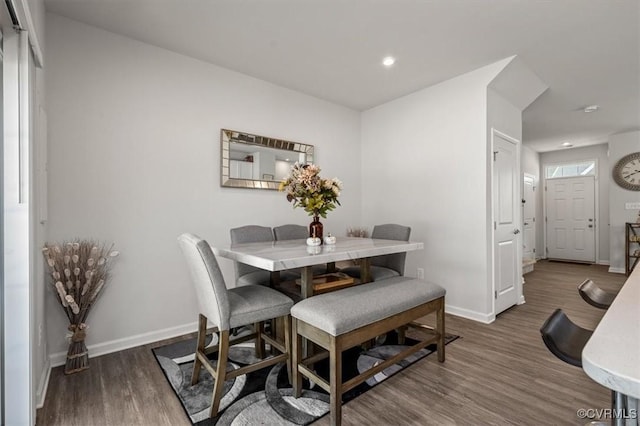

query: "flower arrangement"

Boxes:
[279, 163, 342, 218]
[42, 240, 119, 374]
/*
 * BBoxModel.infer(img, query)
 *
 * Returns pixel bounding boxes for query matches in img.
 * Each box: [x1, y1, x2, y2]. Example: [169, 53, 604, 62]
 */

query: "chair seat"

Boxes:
[578, 279, 616, 309]
[339, 265, 400, 281]
[228, 285, 294, 329]
[540, 309, 592, 367]
[237, 270, 299, 287]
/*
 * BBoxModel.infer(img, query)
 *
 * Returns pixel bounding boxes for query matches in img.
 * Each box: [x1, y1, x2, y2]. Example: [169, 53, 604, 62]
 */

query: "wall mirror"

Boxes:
[220, 129, 314, 190]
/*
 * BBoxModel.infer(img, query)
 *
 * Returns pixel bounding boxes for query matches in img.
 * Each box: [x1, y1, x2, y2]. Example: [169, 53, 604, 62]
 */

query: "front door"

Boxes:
[545, 176, 596, 262]
[493, 131, 521, 315]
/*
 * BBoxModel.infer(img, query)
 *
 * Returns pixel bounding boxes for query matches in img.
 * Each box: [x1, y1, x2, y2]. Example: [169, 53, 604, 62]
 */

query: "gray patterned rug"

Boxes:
[152, 328, 459, 425]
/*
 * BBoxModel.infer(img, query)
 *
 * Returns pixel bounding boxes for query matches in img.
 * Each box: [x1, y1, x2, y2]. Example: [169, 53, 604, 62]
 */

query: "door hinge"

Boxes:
[544, 186, 547, 191]
[533, 248, 536, 253]
[494, 291, 497, 299]
[494, 221, 497, 230]
[545, 216, 548, 222]
[493, 151, 498, 161]
[546, 247, 549, 254]
[533, 217, 535, 222]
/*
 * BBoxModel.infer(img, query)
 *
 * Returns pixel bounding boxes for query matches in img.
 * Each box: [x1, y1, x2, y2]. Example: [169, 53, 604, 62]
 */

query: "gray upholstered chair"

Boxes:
[273, 224, 308, 241]
[177, 233, 293, 418]
[273, 224, 327, 276]
[340, 224, 412, 281]
[230, 225, 297, 286]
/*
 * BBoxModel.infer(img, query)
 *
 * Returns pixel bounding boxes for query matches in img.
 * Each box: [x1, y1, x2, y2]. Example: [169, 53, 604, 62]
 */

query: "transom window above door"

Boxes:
[545, 161, 596, 179]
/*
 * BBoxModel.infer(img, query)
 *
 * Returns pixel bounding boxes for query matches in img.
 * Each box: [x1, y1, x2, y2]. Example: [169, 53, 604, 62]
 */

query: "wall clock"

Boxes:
[613, 152, 640, 191]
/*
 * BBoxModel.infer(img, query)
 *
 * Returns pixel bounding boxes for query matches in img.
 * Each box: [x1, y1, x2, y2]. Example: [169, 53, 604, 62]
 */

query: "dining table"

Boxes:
[582, 266, 640, 426]
[214, 236, 424, 298]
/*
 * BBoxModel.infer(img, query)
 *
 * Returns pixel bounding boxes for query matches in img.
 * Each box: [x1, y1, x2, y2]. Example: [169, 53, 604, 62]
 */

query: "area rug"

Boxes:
[153, 328, 459, 425]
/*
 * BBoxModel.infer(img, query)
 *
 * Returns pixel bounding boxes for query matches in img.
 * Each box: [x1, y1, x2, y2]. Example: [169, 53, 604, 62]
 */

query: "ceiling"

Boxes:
[44, 0, 640, 152]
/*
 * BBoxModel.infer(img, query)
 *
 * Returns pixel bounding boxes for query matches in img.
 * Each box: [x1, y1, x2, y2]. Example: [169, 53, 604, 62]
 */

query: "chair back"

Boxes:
[273, 224, 308, 241]
[177, 233, 231, 331]
[539, 308, 592, 368]
[230, 225, 274, 278]
[578, 279, 615, 309]
[370, 224, 412, 275]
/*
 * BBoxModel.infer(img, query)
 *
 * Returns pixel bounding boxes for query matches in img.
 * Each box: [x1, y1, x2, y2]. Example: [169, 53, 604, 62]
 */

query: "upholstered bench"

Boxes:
[290, 276, 446, 426]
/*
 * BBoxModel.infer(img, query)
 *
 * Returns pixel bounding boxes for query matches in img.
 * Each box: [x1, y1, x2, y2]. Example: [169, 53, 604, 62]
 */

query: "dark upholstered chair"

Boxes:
[578, 279, 616, 310]
[340, 224, 411, 281]
[230, 225, 297, 287]
[539, 309, 592, 367]
[540, 308, 628, 420]
[177, 233, 293, 418]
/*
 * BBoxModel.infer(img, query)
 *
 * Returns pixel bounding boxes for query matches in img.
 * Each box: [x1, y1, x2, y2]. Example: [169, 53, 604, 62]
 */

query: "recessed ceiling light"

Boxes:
[584, 105, 599, 113]
[562, 142, 573, 147]
[382, 56, 396, 67]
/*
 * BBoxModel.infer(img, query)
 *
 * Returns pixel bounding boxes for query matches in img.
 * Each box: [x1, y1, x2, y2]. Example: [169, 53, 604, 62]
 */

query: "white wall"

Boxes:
[361, 59, 509, 322]
[608, 131, 640, 272]
[540, 144, 610, 263]
[521, 146, 542, 258]
[45, 14, 361, 358]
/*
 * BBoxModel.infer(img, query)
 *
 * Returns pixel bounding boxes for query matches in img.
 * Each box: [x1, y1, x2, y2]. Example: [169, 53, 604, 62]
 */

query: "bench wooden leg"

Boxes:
[329, 336, 342, 426]
[292, 318, 303, 398]
[397, 325, 407, 344]
[437, 300, 445, 363]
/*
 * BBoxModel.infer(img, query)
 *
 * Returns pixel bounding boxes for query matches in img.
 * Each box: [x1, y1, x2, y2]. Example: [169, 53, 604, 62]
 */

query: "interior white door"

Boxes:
[545, 176, 596, 262]
[523, 175, 536, 261]
[493, 132, 520, 315]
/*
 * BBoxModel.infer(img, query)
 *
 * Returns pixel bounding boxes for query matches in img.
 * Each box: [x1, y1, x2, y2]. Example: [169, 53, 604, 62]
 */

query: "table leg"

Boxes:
[300, 266, 314, 299]
[269, 271, 281, 288]
[326, 262, 336, 273]
[300, 266, 315, 358]
[360, 258, 372, 283]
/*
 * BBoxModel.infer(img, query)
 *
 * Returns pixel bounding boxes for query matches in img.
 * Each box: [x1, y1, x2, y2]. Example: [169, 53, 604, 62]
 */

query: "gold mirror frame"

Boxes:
[220, 129, 314, 190]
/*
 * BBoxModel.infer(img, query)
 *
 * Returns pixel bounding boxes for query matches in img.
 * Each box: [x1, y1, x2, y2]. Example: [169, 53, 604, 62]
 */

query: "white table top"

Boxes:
[582, 267, 640, 399]
[214, 237, 424, 272]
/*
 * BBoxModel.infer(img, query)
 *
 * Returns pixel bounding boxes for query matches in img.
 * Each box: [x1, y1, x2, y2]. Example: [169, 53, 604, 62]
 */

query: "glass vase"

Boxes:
[309, 215, 323, 243]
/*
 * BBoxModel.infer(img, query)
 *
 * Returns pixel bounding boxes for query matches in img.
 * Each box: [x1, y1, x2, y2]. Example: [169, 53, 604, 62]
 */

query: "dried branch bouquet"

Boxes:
[42, 240, 119, 374]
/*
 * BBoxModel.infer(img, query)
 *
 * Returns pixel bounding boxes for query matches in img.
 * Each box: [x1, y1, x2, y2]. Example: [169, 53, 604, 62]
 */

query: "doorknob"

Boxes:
[588, 224, 593, 228]
[513, 229, 520, 234]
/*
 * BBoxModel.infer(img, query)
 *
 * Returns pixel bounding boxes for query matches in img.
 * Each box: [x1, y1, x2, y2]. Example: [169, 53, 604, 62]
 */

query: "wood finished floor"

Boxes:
[37, 261, 627, 425]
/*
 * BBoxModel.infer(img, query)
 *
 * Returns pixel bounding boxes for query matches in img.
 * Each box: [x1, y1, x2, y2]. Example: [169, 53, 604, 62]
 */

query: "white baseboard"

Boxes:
[597, 260, 610, 266]
[608, 267, 626, 274]
[445, 304, 494, 324]
[518, 295, 526, 305]
[49, 321, 198, 367]
[36, 358, 51, 409]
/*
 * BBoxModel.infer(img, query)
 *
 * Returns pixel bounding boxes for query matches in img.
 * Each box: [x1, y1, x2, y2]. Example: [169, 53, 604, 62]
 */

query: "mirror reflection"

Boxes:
[221, 129, 314, 190]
